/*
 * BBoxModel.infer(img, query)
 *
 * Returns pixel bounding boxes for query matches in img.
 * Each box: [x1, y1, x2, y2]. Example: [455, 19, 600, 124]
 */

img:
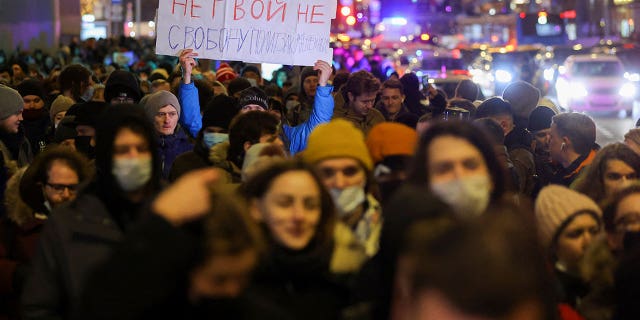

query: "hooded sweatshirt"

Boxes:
[21, 105, 163, 320]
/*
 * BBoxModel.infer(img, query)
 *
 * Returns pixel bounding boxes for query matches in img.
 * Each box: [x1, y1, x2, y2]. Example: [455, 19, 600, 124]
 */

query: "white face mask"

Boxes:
[112, 158, 152, 192]
[430, 175, 491, 218]
[330, 185, 366, 217]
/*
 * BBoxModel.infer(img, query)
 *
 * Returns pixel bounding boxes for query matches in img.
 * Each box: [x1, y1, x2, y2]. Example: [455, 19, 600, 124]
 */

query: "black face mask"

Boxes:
[190, 297, 242, 318]
[75, 136, 95, 159]
[379, 179, 404, 204]
[623, 231, 640, 252]
[22, 108, 48, 121]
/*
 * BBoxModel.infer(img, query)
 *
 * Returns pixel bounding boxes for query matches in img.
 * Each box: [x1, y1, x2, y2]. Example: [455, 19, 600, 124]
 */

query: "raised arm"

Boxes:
[284, 60, 334, 154]
[178, 49, 203, 137]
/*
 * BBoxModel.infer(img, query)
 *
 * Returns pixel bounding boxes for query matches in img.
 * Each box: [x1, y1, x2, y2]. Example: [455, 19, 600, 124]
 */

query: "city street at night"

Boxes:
[3, 1, 640, 319]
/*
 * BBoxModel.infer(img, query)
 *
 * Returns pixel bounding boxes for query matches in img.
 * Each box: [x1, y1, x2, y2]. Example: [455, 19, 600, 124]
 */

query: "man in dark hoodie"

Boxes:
[104, 70, 142, 105]
[169, 95, 239, 182]
[68, 101, 109, 160]
[399, 72, 427, 117]
[16, 79, 50, 154]
[21, 104, 163, 320]
[289, 66, 319, 126]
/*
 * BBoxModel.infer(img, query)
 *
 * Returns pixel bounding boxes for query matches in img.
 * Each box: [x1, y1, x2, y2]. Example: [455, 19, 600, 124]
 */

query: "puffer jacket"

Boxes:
[179, 82, 334, 154]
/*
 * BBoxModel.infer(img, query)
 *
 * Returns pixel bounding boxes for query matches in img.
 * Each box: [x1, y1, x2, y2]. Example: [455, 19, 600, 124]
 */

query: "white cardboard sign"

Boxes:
[155, 0, 335, 65]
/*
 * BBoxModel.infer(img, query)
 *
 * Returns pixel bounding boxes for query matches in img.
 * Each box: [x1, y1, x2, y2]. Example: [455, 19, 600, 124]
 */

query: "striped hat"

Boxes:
[216, 63, 237, 82]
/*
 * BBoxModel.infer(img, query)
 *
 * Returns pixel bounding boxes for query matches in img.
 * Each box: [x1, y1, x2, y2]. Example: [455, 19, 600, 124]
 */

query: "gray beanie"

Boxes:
[142, 90, 181, 121]
[0, 85, 24, 120]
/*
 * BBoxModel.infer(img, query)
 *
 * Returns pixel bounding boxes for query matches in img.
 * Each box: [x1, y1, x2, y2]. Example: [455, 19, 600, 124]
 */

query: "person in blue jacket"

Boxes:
[177, 49, 334, 155]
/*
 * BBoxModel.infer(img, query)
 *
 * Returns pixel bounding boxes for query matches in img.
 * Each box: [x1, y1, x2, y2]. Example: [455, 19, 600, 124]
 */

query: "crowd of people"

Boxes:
[1, 37, 640, 320]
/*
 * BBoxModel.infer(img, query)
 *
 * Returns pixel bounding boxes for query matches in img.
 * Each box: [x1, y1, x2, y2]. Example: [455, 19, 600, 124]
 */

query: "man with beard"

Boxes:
[528, 106, 561, 197]
[17, 79, 50, 154]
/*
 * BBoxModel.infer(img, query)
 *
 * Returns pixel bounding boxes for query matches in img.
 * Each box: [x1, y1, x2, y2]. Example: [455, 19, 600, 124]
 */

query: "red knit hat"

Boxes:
[216, 63, 237, 82]
[366, 122, 418, 164]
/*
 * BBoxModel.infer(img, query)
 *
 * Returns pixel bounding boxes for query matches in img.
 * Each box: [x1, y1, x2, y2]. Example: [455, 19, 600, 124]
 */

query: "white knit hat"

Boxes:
[534, 184, 602, 248]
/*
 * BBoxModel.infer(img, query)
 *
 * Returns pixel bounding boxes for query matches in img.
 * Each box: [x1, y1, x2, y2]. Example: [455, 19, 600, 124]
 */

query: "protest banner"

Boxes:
[155, 0, 336, 65]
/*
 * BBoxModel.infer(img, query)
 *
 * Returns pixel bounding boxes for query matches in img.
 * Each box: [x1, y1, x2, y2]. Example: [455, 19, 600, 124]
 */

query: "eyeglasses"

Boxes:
[45, 183, 78, 194]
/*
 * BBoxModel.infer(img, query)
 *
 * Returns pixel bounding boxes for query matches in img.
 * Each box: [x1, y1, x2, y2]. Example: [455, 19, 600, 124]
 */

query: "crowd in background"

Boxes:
[0, 36, 640, 320]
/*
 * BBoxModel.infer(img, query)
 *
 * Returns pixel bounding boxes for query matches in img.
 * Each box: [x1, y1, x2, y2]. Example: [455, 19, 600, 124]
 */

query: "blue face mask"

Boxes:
[203, 132, 229, 149]
[81, 86, 95, 102]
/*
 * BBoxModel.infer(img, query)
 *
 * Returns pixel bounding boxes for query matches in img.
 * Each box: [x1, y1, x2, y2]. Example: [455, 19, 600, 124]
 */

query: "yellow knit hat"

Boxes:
[534, 184, 602, 248]
[303, 119, 373, 170]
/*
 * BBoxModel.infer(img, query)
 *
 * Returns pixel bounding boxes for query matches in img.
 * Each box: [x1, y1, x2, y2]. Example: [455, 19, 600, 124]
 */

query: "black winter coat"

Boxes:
[77, 214, 286, 320]
[248, 241, 353, 320]
[21, 193, 130, 319]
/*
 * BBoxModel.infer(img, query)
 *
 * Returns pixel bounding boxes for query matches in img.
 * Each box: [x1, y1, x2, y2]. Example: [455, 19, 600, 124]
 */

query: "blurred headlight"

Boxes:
[624, 72, 640, 82]
[570, 83, 588, 98]
[543, 68, 555, 81]
[495, 69, 513, 83]
[620, 83, 636, 97]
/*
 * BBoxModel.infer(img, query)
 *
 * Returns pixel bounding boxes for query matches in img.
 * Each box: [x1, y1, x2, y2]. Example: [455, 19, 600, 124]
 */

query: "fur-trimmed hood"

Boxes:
[5, 167, 45, 228]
